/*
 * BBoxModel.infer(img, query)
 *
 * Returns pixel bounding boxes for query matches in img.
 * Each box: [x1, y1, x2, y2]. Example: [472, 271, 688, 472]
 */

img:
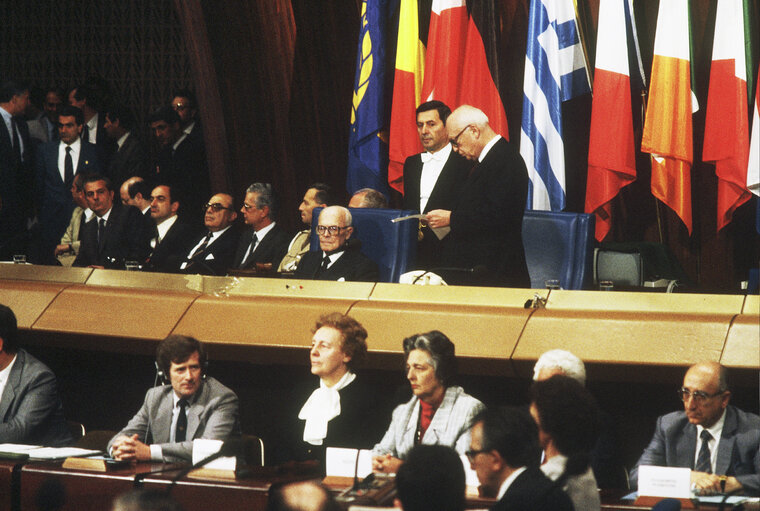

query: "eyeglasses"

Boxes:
[204, 203, 232, 212]
[316, 225, 348, 236]
[449, 125, 472, 149]
[242, 203, 257, 210]
[677, 387, 725, 404]
[465, 448, 490, 461]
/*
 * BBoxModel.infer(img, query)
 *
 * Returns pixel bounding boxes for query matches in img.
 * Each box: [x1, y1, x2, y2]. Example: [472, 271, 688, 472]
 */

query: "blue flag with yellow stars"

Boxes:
[347, 0, 393, 196]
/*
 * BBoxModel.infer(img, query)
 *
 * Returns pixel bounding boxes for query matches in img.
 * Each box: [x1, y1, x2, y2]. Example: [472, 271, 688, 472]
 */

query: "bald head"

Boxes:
[681, 361, 730, 428]
[270, 482, 338, 511]
[446, 105, 497, 161]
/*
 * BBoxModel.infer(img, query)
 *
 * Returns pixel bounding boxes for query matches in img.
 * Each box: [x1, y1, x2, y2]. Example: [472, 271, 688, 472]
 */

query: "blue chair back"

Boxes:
[521, 210, 595, 290]
[310, 208, 418, 283]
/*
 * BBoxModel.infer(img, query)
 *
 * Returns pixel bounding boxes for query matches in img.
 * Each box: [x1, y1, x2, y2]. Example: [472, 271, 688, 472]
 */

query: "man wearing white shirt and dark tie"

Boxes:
[180, 193, 240, 275]
[401, 101, 471, 270]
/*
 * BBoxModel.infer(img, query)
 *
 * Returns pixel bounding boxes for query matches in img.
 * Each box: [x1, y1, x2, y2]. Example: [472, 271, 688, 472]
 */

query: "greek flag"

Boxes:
[520, 0, 591, 211]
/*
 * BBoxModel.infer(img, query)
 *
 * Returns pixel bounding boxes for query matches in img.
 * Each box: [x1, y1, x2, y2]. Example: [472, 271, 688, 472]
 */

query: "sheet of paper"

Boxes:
[637, 465, 692, 498]
[192, 439, 236, 470]
[391, 214, 449, 239]
[325, 447, 372, 478]
[28, 447, 102, 460]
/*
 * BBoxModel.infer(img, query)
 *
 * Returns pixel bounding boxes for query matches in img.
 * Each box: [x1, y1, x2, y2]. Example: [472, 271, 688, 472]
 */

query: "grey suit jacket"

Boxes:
[107, 376, 240, 462]
[57, 207, 88, 266]
[372, 386, 484, 459]
[0, 349, 73, 446]
[630, 406, 760, 495]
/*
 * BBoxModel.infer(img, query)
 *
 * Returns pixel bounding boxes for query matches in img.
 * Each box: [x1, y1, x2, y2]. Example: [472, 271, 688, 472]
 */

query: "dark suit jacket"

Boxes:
[0, 115, 31, 256]
[492, 467, 573, 511]
[402, 149, 472, 270]
[445, 138, 530, 287]
[0, 349, 73, 447]
[154, 137, 210, 225]
[107, 132, 150, 188]
[73, 201, 152, 268]
[630, 406, 760, 495]
[106, 376, 240, 462]
[294, 245, 379, 282]
[144, 219, 198, 273]
[181, 226, 241, 276]
[35, 139, 103, 262]
[232, 224, 291, 270]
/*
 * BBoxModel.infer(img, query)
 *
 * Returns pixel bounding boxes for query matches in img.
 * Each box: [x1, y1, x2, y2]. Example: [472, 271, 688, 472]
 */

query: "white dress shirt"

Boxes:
[478, 135, 502, 163]
[57, 138, 82, 181]
[419, 144, 452, 213]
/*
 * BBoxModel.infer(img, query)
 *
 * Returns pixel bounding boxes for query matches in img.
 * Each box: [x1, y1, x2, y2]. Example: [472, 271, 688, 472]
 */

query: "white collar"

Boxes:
[116, 131, 130, 149]
[97, 207, 113, 223]
[155, 214, 179, 241]
[421, 143, 452, 163]
[254, 221, 276, 239]
[172, 132, 188, 151]
[697, 409, 727, 442]
[478, 135, 502, 162]
[497, 466, 527, 499]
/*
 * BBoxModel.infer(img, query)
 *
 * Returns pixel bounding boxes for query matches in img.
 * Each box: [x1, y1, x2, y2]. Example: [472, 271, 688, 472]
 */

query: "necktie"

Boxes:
[695, 429, 712, 473]
[240, 233, 258, 268]
[318, 254, 331, 275]
[175, 399, 188, 442]
[97, 218, 106, 251]
[10, 118, 21, 162]
[190, 232, 213, 259]
[64, 146, 74, 187]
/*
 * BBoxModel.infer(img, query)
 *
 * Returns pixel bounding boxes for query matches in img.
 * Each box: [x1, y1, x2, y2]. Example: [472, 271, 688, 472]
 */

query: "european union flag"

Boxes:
[347, 0, 392, 196]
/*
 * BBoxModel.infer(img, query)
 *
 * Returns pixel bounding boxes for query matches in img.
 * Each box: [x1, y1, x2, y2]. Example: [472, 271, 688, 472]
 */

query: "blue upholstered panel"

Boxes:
[310, 208, 418, 283]
[522, 211, 595, 290]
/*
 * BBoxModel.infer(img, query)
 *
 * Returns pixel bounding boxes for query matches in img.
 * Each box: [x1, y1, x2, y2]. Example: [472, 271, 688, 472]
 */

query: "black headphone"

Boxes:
[154, 359, 209, 385]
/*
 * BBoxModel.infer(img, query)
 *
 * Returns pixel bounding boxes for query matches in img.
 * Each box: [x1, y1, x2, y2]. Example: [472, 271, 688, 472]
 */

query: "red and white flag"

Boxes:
[702, 0, 752, 231]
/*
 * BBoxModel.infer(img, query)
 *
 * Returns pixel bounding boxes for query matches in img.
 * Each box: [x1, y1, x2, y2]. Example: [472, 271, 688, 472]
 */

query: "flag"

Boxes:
[749, 64, 760, 234]
[585, 0, 645, 241]
[703, 0, 753, 232]
[421, 0, 508, 138]
[387, 0, 425, 193]
[347, 0, 391, 195]
[521, 0, 591, 211]
[641, 0, 696, 234]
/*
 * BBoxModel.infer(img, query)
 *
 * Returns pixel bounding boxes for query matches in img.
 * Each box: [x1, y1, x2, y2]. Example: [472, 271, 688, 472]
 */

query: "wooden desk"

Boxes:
[0, 459, 21, 511]
[19, 462, 168, 511]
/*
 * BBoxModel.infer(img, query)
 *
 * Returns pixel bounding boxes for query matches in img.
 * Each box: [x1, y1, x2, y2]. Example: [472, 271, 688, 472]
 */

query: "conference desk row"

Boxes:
[0, 264, 757, 383]
[0, 457, 700, 511]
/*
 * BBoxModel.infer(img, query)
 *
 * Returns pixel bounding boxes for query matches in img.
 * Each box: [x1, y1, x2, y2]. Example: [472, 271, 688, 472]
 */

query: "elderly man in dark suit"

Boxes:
[0, 304, 72, 446]
[402, 101, 471, 270]
[630, 362, 760, 496]
[231, 183, 291, 272]
[294, 206, 378, 282]
[36, 105, 103, 264]
[108, 335, 240, 463]
[180, 193, 240, 275]
[73, 174, 152, 268]
[426, 105, 529, 287]
[0, 79, 32, 259]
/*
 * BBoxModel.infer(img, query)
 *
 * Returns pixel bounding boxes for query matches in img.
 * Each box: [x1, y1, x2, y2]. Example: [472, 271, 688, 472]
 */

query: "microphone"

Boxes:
[164, 438, 244, 494]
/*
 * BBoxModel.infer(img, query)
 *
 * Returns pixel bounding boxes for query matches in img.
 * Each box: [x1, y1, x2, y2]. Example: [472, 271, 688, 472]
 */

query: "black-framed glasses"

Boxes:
[449, 125, 472, 148]
[465, 448, 490, 461]
[316, 225, 348, 236]
[204, 203, 232, 212]
[677, 387, 725, 404]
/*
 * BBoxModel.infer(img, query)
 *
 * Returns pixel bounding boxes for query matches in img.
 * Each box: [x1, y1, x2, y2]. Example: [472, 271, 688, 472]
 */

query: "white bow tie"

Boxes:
[421, 151, 444, 163]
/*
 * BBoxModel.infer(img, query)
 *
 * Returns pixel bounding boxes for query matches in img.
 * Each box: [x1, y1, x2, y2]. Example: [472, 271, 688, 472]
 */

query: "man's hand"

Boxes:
[54, 244, 71, 256]
[691, 471, 742, 495]
[425, 209, 451, 229]
[372, 453, 403, 474]
[111, 434, 151, 461]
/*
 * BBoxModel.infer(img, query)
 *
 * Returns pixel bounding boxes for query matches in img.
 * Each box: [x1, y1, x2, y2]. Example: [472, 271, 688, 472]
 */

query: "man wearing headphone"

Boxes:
[108, 335, 240, 462]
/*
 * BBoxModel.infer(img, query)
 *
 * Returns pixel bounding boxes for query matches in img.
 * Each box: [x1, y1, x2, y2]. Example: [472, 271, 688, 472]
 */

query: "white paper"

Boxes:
[28, 447, 101, 460]
[637, 465, 692, 498]
[325, 447, 372, 478]
[390, 214, 449, 240]
[192, 439, 236, 470]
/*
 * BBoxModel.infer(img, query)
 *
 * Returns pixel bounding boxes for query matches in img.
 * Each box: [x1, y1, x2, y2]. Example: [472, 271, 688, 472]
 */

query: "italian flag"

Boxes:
[585, 0, 640, 241]
[641, 0, 696, 234]
[387, 0, 425, 193]
[421, 0, 508, 138]
[702, 0, 753, 231]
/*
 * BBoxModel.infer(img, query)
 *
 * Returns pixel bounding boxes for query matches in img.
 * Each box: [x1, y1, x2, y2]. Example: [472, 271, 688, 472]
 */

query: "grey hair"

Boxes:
[353, 188, 388, 208]
[450, 105, 489, 129]
[245, 182, 277, 219]
[533, 349, 586, 386]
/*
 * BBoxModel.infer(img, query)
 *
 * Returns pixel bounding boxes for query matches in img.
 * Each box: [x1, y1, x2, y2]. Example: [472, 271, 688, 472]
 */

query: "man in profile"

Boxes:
[402, 101, 471, 270]
[395, 445, 465, 511]
[467, 407, 572, 511]
[120, 177, 152, 217]
[348, 188, 388, 209]
[426, 105, 529, 287]
[294, 206, 378, 282]
[108, 335, 240, 463]
[630, 362, 760, 495]
[278, 183, 331, 273]
[0, 304, 72, 446]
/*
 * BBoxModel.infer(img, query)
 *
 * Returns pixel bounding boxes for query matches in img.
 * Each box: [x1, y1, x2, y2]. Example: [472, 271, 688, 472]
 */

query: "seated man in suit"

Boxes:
[108, 335, 240, 463]
[54, 173, 93, 266]
[348, 188, 388, 209]
[0, 304, 72, 446]
[403, 100, 471, 270]
[467, 407, 572, 511]
[231, 182, 291, 273]
[143, 183, 196, 273]
[395, 445, 466, 511]
[73, 173, 152, 268]
[426, 105, 529, 287]
[180, 193, 240, 275]
[294, 206, 379, 282]
[630, 362, 760, 495]
[278, 183, 331, 273]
